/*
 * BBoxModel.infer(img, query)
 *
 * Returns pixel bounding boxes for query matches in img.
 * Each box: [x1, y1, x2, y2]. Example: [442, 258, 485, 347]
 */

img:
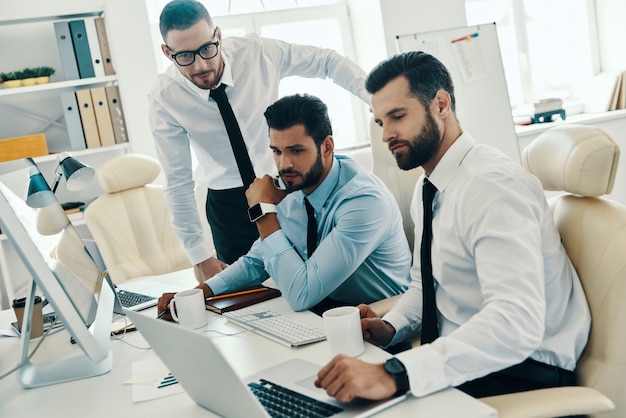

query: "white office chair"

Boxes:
[84, 154, 191, 283]
[481, 124, 621, 417]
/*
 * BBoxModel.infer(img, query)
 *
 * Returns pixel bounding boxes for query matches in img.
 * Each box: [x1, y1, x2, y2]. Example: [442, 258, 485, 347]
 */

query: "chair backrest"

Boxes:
[523, 124, 625, 418]
[84, 154, 191, 283]
[369, 117, 422, 252]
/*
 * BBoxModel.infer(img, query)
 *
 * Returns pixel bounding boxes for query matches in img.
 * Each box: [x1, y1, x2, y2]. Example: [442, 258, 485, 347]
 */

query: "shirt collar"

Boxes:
[301, 156, 339, 211]
[427, 132, 475, 192]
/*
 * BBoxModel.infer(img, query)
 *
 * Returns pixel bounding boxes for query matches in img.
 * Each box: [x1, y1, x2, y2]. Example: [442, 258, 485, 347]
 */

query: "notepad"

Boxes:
[205, 285, 281, 314]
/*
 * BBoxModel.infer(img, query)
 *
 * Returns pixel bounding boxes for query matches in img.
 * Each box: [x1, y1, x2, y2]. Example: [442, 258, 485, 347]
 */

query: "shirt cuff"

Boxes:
[383, 310, 416, 347]
[187, 241, 214, 266]
[396, 344, 448, 397]
[259, 229, 292, 261]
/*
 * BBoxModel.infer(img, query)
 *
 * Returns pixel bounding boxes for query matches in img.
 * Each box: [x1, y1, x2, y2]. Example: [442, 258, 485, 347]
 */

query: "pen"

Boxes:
[206, 287, 268, 301]
[451, 32, 478, 43]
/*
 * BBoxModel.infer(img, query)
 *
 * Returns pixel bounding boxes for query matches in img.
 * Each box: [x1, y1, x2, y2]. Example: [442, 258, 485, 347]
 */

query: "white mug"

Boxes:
[170, 289, 208, 329]
[323, 306, 365, 357]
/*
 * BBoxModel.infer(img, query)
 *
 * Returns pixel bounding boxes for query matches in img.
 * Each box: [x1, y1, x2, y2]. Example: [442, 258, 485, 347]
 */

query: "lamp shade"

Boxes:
[25, 167, 56, 208]
[59, 155, 95, 191]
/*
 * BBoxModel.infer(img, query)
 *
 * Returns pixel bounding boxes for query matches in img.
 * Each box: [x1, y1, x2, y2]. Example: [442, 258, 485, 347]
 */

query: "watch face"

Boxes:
[248, 203, 263, 222]
[385, 358, 404, 375]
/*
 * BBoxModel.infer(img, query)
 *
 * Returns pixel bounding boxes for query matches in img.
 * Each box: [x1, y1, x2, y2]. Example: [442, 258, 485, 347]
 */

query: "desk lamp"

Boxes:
[25, 165, 56, 208]
[51, 152, 95, 193]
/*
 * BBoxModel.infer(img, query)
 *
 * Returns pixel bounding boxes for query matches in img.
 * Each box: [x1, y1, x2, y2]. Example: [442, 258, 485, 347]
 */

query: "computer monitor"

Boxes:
[0, 158, 114, 388]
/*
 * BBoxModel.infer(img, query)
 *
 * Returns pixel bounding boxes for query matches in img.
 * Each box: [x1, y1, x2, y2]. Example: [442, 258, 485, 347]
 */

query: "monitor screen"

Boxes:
[0, 162, 101, 324]
[0, 158, 113, 388]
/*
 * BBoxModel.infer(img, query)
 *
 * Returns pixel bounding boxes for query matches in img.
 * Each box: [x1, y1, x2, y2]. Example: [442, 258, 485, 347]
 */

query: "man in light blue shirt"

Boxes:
[158, 94, 410, 314]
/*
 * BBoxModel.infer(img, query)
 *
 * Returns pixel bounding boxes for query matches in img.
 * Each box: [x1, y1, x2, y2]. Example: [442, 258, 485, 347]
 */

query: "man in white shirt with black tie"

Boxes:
[148, 0, 370, 283]
[315, 51, 590, 401]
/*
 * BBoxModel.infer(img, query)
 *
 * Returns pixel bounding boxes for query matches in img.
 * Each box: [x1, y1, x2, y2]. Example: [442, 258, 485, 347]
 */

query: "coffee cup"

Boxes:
[12, 296, 44, 339]
[323, 306, 365, 357]
[170, 289, 208, 329]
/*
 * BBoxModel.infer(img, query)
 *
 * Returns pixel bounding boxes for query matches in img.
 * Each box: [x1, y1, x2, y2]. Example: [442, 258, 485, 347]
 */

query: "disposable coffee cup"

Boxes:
[12, 296, 44, 339]
[323, 306, 365, 357]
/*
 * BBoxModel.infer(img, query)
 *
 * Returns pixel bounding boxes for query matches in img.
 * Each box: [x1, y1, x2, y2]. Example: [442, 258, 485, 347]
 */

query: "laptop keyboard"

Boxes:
[117, 289, 157, 308]
[249, 379, 343, 418]
[223, 306, 326, 347]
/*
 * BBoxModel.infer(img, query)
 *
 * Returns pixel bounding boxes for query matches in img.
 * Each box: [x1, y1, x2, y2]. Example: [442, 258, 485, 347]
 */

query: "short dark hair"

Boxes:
[159, 0, 212, 41]
[264, 94, 332, 148]
[366, 51, 456, 113]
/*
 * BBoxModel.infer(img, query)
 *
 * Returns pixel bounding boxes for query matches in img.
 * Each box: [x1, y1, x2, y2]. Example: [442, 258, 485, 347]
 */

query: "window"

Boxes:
[145, 0, 368, 149]
[465, 0, 599, 115]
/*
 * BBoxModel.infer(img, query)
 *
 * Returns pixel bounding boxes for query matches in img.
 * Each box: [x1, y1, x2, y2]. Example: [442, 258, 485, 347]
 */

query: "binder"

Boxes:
[94, 17, 115, 75]
[68, 20, 95, 79]
[60, 91, 87, 151]
[84, 17, 105, 78]
[90, 87, 116, 147]
[75, 89, 101, 148]
[104, 85, 128, 143]
[53, 21, 80, 80]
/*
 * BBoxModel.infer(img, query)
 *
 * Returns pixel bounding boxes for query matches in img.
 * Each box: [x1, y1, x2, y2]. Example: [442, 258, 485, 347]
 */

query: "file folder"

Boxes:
[75, 89, 101, 148]
[54, 21, 80, 80]
[69, 20, 95, 79]
[94, 17, 115, 76]
[105, 86, 128, 144]
[90, 87, 116, 147]
[60, 91, 87, 151]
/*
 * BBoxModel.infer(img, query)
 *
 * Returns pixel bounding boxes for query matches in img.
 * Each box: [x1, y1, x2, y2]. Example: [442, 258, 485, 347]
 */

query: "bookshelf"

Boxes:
[0, 0, 160, 308]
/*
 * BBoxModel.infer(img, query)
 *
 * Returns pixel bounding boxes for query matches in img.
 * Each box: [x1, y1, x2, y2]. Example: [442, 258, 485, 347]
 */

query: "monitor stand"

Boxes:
[16, 279, 115, 388]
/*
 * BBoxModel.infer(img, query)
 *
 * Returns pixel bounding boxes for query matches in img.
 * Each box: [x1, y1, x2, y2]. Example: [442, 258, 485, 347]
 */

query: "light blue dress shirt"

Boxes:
[148, 33, 371, 265]
[206, 155, 411, 311]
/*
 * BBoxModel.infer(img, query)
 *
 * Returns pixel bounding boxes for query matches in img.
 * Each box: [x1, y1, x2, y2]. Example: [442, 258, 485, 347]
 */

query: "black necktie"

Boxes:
[304, 197, 317, 258]
[210, 84, 256, 187]
[421, 178, 439, 344]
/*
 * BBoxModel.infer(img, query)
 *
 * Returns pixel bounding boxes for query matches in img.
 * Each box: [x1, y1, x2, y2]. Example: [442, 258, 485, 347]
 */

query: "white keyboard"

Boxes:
[223, 306, 326, 347]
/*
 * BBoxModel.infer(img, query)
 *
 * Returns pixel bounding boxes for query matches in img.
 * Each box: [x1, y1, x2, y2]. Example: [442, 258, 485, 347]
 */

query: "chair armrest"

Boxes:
[479, 386, 614, 418]
[368, 294, 402, 317]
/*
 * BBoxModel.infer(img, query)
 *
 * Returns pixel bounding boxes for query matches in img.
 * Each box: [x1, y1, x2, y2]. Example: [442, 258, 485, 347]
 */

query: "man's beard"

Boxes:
[390, 111, 441, 171]
[280, 152, 324, 192]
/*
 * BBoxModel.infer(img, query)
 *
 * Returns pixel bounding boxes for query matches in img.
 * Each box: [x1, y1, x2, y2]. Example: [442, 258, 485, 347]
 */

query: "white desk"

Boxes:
[0, 270, 497, 417]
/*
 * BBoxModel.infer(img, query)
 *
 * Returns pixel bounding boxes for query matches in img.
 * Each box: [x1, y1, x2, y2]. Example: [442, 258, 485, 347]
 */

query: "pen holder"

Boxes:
[12, 296, 44, 339]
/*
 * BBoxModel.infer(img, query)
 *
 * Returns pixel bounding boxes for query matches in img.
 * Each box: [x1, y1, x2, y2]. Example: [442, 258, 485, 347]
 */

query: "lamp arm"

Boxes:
[51, 163, 63, 194]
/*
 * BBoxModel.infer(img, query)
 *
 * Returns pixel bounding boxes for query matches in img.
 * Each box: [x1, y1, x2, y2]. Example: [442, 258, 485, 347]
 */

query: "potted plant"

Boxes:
[33, 66, 55, 84]
[18, 68, 37, 86]
[1, 71, 21, 88]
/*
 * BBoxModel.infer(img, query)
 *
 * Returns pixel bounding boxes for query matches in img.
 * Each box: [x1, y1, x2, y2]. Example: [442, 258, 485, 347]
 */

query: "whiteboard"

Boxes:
[396, 23, 520, 164]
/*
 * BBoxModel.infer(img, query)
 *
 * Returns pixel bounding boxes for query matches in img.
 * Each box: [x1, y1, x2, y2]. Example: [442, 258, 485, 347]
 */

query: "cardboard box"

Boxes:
[0, 134, 48, 162]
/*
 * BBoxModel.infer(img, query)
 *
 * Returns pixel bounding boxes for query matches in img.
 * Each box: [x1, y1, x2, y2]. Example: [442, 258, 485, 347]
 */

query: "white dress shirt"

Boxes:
[148, 33, 370, 264]
[383, 133, 591, 397]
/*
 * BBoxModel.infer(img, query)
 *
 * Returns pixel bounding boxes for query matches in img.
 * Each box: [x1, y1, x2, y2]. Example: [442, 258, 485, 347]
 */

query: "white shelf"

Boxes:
[0, 76, 118, 98]
[32, 142, 131, 164]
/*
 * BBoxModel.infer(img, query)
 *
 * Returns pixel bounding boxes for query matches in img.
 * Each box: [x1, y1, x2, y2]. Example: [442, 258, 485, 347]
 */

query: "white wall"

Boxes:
[596, 0, 626, 71]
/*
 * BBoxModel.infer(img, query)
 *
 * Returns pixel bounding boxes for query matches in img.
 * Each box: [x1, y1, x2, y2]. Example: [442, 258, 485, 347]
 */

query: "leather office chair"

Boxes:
[84, 154, 191, 283]
[480, 124, 620, 417]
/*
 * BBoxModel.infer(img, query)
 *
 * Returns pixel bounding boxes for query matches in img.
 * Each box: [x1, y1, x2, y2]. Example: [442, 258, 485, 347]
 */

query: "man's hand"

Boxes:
[194, 257, 228, 283]
[358, 304, 396, 346]
[157, 283, 214, 321]
[245, 174, 288, 206]
[315, 355, 397, 402]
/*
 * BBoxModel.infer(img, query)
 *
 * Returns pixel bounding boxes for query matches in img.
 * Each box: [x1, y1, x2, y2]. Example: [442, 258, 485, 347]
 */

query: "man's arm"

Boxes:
[149, 95, 215, 266]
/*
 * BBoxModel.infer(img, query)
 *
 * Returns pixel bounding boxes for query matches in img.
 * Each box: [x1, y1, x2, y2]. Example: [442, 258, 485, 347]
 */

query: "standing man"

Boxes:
[158, 93, 410, 315]
[315, 51, 590, 400]
[148, 0, 370, 283]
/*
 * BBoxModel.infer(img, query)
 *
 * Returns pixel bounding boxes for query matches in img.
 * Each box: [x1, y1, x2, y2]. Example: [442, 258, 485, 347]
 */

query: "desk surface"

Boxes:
[0, 269, 497, 417]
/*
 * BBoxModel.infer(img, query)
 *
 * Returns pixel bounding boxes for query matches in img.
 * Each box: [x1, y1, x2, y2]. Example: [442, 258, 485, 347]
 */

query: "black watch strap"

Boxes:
[383, 357, 410, 396]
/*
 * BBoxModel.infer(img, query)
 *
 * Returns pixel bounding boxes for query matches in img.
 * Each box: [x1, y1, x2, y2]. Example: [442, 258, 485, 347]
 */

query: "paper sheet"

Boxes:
[126, 354, 184, 402]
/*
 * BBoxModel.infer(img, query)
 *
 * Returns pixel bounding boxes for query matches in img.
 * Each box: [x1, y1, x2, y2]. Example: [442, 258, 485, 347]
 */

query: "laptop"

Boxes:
[82, 239, 183, 314]
[125, 309, 407, 418]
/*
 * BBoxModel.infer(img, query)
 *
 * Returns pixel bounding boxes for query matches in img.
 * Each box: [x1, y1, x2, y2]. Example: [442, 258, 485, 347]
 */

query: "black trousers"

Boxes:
[457, 357, 577, 398]
[206, 187, 259, 265]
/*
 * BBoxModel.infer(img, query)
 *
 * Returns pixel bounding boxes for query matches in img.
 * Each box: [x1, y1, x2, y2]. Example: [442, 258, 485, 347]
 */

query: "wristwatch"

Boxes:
[247, 202, 277, 222]
[383, 357, 410, 396]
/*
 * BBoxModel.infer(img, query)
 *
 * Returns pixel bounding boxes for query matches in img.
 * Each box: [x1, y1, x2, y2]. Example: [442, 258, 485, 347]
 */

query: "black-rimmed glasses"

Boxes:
[167, 28, 219, 66]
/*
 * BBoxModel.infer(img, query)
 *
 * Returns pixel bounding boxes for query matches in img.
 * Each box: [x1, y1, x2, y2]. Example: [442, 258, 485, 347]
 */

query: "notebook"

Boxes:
[126, 309, 407, 418]
[205, 285, 282, 314]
